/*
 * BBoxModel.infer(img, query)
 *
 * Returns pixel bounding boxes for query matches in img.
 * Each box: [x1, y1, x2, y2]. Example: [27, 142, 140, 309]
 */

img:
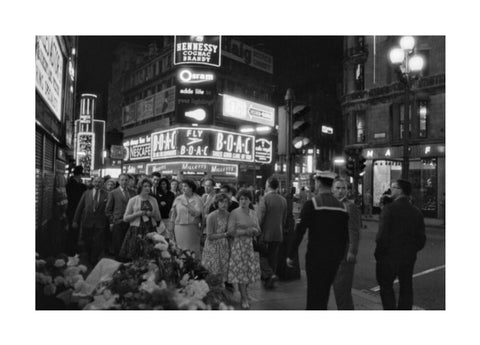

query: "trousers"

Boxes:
[333, 260, 356, 310]
[376, 257, 416, 310]
[112, 221, 129, 259]
[81, 225, 106, 266]
[305, 258, 341, 310]
[260, 241, 281, 280]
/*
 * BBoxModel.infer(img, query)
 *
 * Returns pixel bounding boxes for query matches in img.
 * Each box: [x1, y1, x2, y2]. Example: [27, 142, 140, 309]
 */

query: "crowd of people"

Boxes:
[64, 166, 427, 310]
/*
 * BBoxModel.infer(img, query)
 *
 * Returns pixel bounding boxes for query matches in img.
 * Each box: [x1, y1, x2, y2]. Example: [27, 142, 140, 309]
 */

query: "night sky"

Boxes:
[77, 36, 343, 119]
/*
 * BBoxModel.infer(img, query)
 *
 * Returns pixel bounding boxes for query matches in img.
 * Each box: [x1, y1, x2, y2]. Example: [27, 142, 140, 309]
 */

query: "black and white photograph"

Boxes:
[2, 0, 479, 344]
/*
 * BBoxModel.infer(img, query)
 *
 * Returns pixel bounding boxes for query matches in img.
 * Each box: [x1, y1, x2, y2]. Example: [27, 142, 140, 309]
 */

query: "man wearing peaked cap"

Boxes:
[287, 170, 349, 309]
[314, 170, 338, 180]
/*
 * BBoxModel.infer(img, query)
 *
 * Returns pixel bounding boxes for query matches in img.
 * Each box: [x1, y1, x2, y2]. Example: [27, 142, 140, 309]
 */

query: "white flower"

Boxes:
[78, 265, 88, 273]
[67, 255, 80, 267]
[158, 280, 167, 290]
[36, 259, 46, 269]
[140, 280, 161, 294]
[64, 266, 80, 277]
[54, 259, 66, 268]
[154, 242, 169, 251]
[160, 250, 171, 259]
[182, 280, 210, 300]
[218, 302, 228, 310]
[54, 276, 66, 286]
[180, 274, 190, 287]
[175, 258, 184, 269]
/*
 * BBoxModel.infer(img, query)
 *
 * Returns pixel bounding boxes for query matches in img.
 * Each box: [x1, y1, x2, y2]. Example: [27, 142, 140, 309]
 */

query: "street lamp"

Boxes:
[389, 36, 424, 180]
[285, 88, 295, 194]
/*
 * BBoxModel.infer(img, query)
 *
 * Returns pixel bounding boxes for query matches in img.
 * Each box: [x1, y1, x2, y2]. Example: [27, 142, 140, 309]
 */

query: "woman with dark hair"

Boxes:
[226, 188, 261, 309]
[170, 179, 182, 197]
[157, 177, 175, 239]
[201, 193, 230, 281]
[120, 178, 161, 261]
[170, 179, 204, 257]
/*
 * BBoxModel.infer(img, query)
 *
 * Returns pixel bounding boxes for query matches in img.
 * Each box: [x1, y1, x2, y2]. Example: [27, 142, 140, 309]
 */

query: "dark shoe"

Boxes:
[264, 275, 278, 289]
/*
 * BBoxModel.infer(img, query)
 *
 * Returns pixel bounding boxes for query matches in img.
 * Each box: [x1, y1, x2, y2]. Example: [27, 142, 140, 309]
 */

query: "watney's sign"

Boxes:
[174, 36, 221, 67]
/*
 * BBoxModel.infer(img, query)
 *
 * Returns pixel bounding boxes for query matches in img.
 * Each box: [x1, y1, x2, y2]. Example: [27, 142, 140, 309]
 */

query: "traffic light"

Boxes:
[292, 104, 311, 149]
[358, 156, 366, 176]
[346, 158, 355, 177]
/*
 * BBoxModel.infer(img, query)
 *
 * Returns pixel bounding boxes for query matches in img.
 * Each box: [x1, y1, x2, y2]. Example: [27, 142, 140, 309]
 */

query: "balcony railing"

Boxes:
[342, 73, 445, 105]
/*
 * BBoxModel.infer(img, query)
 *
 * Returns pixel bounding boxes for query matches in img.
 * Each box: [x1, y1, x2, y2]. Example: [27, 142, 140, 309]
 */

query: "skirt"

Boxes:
[120, 218, 155, 261]
[174, 224, 202, 258]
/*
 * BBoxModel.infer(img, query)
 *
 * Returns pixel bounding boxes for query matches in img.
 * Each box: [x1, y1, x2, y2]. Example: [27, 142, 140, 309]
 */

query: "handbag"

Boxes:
[253, 234, 268, 255]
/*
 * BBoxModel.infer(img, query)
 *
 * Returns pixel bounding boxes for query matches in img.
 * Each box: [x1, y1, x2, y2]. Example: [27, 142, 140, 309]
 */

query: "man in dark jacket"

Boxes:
[287, 171, 349, 310]
[66, 166, 87, 255]
[375, 179, 426, 310]
[257, 177, 287, 288]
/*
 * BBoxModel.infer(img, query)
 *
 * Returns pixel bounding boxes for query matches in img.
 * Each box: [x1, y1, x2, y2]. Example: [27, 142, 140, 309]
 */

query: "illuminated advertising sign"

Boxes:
[176, 83, 215, 125]
[254, 138, 273, 164]
[146, 162, 238, 177]
[123, 134, 151, 162]
[154, 86, 176, 116]
[321, 125, 334, 134]
[35, 36, 64, 120]
[151, 127, 254, 163]
[222, 94, 275, 127]
[76, 133, 94, 174]
[222, 37, 273, 74]
[177, 68, 215, 84]
[174, 36, 221, 67]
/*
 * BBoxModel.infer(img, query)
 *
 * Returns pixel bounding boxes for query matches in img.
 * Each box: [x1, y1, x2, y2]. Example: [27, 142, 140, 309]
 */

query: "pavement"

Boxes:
[362, 214, 445, 229]
[227, 271, 387, 310]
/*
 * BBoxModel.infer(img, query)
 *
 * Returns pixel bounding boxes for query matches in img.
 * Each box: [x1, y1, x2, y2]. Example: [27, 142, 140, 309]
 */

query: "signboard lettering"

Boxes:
[35, 36, 64, 120]
[151, 127, 254, 163]
[222, 94, 275, 127]
[174, 36, 221, 67]
[254, 138, 272, 164]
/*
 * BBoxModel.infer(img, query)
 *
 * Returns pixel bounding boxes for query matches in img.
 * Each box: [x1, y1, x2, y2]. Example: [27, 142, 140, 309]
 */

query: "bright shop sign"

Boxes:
[174, 36, 221, 67]
[254, 138, 273, 164]
[151, 127, 254, 163]
[35, 36, 64, 120]
[178, 69, 215, 84]
[222, 94, 275, 127]
[146, 162, 238, 177]
[76, 132, 94, 173]
[123, 134, 151, 162]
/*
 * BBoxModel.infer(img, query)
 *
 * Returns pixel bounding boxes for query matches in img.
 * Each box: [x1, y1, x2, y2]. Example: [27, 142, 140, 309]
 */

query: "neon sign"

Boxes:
[150, 127, 254, 163]
[178, 69, 215, 84]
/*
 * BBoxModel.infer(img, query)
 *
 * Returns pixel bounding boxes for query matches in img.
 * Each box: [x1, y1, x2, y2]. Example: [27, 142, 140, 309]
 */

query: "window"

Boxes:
[354, 63, 364, 90]
[355, 111, 366, 143]
[418, 100, 428, 138]
[399, 103, 412, 139]
[355, 36, 365, 49]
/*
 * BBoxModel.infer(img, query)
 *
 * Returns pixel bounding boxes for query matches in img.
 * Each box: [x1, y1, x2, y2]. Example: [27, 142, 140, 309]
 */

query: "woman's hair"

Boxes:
[137, 178, 153, 195]
[214, 193, 230, 208]
[159, 177, 171, 191]
[236, 188, 253, 201]
[181, 179, 197, 194]
[106, 179, 116, 188]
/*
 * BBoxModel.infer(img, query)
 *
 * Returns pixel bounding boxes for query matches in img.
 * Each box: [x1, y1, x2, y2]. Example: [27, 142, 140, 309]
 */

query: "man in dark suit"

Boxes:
[257, 177, 287, 289]
[105, 173, 133, 260]
[66, 166, 87, 255]
[72, 176, 109, 265]
[375, 179, 426, 310]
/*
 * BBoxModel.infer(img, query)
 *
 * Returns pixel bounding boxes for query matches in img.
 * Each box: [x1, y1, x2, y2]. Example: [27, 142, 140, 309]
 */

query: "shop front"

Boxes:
[363, 143, 445, 218]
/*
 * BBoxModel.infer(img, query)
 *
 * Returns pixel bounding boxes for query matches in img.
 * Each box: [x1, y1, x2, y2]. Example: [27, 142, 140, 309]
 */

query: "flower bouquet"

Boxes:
[83, 233, 235, 310]
[35, 252, 91, 309]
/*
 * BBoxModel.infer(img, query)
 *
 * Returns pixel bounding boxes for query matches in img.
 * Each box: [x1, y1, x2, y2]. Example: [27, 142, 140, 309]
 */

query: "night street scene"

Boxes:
[35, 35, 446, 313]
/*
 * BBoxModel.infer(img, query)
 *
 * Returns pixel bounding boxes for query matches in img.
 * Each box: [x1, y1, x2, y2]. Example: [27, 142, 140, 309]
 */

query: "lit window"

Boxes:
[355, 111, 366, 143]
[418, 101, 428, 138]
[354, 63, 364, 90]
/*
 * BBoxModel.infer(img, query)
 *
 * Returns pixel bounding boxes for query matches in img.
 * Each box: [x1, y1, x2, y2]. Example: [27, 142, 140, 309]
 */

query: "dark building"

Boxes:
[341, 36, 445, 218]
[106, 36, 276, 187]
[35, 36, 79, 249]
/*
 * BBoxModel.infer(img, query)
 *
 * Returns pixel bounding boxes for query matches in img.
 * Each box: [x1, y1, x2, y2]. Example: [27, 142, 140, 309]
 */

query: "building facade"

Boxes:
[106, 36, 275, 187]
[342, 36, 445, 218]
[35, 36, 79, 250]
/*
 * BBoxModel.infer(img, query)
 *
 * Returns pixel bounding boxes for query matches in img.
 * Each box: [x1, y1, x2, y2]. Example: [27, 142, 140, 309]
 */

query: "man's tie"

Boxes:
[93, 190, 98, 211]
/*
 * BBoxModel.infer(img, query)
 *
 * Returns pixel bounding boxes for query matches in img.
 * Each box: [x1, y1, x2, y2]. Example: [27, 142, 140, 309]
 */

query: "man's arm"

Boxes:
[257, 196, 267, 229]
[73, 191, 87, 226]
[375, 204, 392, 259]
[288, 200, 313, 259]
[415, 212, 427, 252]
[105, 191, 114, 223]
